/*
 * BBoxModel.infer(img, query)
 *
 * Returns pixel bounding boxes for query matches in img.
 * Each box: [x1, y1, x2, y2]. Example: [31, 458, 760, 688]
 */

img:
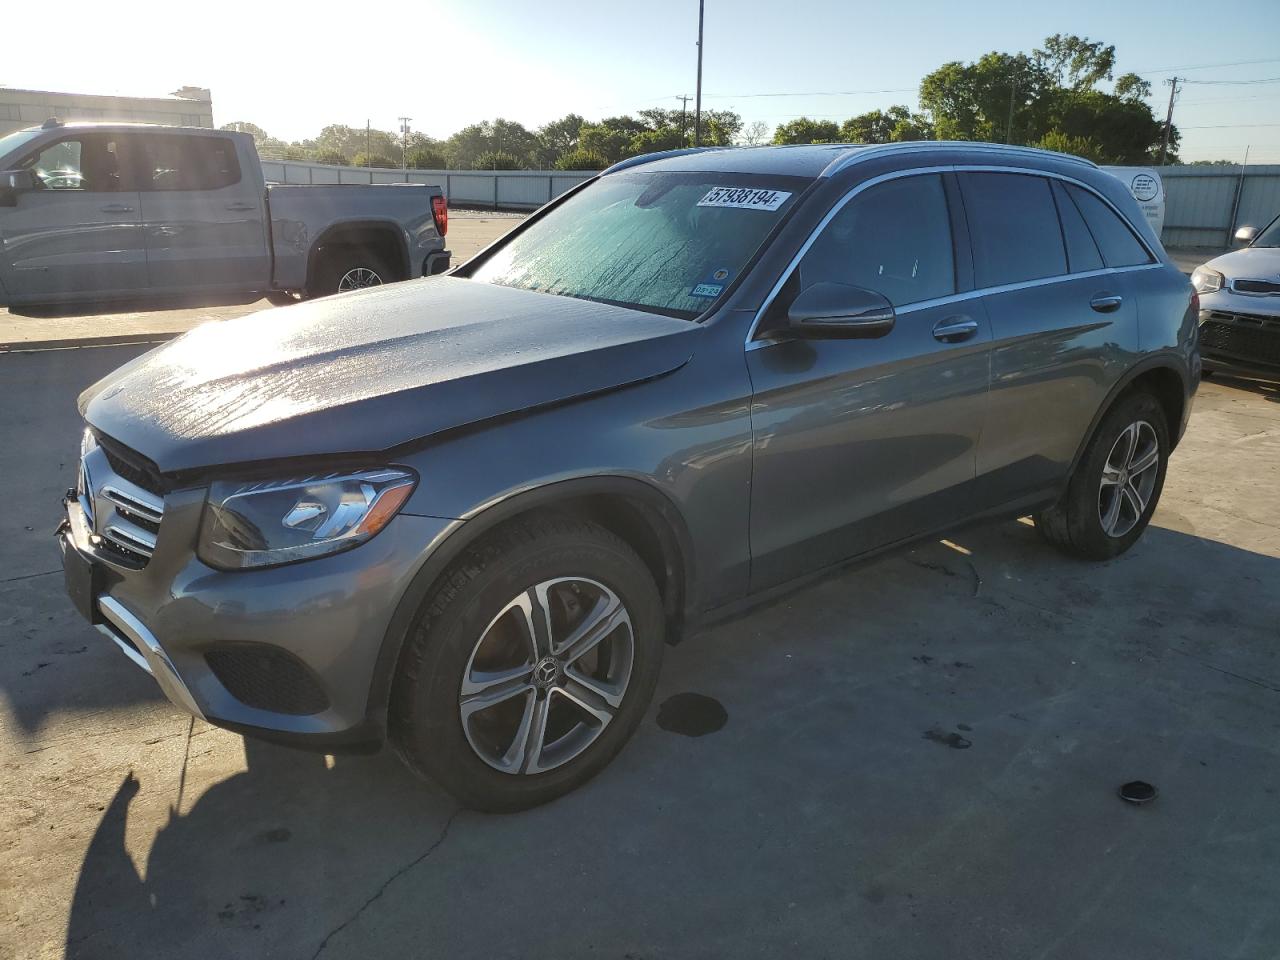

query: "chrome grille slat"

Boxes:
[80, 437, 166, 566]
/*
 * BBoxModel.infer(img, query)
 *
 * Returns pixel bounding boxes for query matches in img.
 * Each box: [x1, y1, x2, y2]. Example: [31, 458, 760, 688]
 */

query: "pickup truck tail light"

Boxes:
[431, 195, 448, 237]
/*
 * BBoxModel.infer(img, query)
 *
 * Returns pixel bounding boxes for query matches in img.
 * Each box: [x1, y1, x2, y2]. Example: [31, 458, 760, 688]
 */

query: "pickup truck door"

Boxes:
[746, 172, 991, 591]
[0, 133, 145, 302]
[132, 132, 270, 293]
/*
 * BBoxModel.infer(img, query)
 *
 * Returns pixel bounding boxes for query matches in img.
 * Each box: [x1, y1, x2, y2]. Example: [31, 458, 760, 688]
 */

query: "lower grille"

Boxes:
[205, 646, 330, 715]
[1200, 313, 1280, 369]
[1232, 279, 1280, 296]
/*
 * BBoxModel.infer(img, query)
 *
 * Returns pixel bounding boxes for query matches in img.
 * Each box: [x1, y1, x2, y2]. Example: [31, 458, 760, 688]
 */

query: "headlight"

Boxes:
[198, 467, 417, 570]
[81, 426, 97, 458]
[1191, 266, 1225, 295]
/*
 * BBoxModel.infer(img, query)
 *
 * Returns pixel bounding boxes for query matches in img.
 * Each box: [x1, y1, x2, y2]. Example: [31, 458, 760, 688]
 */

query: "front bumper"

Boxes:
[58, 488, 453, 749]
[1198, 290, 1280, 379]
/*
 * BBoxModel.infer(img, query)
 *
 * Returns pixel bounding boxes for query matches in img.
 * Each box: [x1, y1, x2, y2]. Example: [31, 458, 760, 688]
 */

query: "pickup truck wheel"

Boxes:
[390, 515, 664, 813]
[1034, 391, 1169, 561]
[313, 247, 397, 298]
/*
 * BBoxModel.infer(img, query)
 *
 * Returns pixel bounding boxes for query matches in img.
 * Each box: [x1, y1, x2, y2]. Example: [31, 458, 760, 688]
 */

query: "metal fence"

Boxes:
[1157, 164, 1280, 249]
[258, 160, 594, 209]
[261, 158, 1280, 249]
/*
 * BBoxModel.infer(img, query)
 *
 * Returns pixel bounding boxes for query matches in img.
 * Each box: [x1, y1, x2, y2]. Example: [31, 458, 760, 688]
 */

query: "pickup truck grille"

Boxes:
[80, 435, 166, 568]
[1200, 311, 1280, 370]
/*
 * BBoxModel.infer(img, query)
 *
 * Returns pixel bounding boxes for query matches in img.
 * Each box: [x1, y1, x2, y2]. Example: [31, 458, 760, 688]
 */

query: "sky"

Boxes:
[3, 0, 1278, 162]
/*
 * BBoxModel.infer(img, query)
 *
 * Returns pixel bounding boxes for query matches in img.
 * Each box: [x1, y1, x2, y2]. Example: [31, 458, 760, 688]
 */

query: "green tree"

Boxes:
[918, 35, 1173, 162]
[535, 114, 587, 166]
[315, 148, 349, 166]
[445, 118, 538, 169]
[473, 150, 521, 170]
[1034, 130, 1104, 162]
[578, 123, 634, 164]
[219, 121, 270, 140]
[555, 148, 608, 170]
[772, 117, 841, 144]
[840, 105, 933, 143]
[353, 152, 396, 168]
[406, 148, 447, 169]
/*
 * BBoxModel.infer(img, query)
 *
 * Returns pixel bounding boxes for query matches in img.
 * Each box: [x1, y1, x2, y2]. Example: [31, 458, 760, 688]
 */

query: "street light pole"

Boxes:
[694, 0, 704, 147]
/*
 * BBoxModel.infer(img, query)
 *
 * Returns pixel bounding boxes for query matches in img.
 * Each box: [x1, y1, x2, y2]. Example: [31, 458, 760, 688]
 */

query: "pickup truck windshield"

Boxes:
[470, 170, 810, 318]
[0, 129, 43, 164]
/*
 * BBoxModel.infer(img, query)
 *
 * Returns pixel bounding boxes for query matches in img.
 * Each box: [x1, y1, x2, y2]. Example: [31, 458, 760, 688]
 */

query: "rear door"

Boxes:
[0, 133, 145, 302]
[746, 172, 992, 590]
[133, 132, 269, 293]
[961, 171, 1145, 510]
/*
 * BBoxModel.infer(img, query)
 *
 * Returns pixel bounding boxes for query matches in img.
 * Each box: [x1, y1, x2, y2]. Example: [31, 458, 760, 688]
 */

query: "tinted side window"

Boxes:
[135, 135, 241, 191]
[21, 136, 123, 192]
[1051, 180, 1103, 273]
[960, 173, 1066, 287]
[798, 174, 955, 306]
[1065, 184, 1152, 268]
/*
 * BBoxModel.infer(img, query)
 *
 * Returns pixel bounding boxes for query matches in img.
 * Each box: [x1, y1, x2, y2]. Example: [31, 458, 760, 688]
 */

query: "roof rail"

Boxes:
[820, 140, 1098, 178]
[602, 146, 731, 175]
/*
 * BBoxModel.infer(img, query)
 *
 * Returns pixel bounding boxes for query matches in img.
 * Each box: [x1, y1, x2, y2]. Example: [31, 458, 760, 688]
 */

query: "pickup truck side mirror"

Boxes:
[0, 169, 39, 207]
[1234, 225, 1259, 245]
[784, 282, 895, 340]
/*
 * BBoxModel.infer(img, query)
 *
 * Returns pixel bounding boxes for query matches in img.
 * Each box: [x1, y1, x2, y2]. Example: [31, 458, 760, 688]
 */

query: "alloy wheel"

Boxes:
[1098, 420, 1160, 538]
[459, 577, 634, 775]
[337, 267, 383, 292]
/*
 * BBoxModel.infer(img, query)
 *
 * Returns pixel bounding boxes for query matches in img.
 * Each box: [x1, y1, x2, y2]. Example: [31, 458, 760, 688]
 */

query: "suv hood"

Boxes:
[81, 277, 697, 474]
[1204, 245, 1280, 278]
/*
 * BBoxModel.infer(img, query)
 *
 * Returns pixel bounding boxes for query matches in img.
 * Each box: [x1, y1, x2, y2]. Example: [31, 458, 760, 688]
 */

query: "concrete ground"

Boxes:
[3, 235, 1278, 959]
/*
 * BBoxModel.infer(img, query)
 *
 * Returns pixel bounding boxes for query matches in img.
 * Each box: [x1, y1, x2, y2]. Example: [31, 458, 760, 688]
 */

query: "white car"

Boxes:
[1191, 215, 1280, 380]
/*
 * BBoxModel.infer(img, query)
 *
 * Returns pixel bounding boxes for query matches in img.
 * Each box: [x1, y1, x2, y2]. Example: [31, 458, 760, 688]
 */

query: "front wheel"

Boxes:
[390, 516, 665, 812]
[1035, 391, 1170, 561]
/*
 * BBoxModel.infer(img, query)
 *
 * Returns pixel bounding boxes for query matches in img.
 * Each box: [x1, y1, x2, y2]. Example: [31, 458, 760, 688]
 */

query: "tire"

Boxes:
[1034, 391, 1170, 561]
[390, 515, 665, 812]
[312, 247, 397, 298]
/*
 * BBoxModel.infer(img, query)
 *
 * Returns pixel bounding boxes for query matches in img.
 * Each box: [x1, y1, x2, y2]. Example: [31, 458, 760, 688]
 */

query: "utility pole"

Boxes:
[693, 0, 704, 147]
[398, 116, 412, 179]
[1159, 77, 1180, 167]
[1005, 79, 1016, 144]
[676, 94, 692, 146]
[366, 120, 371, 162]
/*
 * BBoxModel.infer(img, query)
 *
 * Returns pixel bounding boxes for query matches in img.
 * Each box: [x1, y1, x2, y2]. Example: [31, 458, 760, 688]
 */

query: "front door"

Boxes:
[0, 133, 145, 303]
[746, 172, 992, 591]
[132, 132, 269, 293]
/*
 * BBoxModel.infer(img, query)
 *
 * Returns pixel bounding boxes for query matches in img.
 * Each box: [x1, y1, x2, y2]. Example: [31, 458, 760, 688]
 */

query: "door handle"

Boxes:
[99, 203, 134, 213]
[932, 315, 979, 343]
[224, 202, 256, 211]
[1090, 292, 1123, 313]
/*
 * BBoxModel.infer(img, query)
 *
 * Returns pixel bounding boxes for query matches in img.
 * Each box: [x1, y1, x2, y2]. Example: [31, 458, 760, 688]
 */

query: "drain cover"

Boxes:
[1118, 780, 1158, 804]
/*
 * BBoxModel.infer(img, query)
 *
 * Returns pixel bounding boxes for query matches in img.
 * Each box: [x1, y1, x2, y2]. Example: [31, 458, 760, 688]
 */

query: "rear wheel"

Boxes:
[390, 515, 665, 812]
[312, 247, 397, 298]
[1035, 391, 1169, 561]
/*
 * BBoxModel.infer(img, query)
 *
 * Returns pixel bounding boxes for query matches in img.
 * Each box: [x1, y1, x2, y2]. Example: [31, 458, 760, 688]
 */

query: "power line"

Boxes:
[1179, 122, 1280, 129]
[1181, 76, 1280, 85]
[1134, 55, 1280, 74]
[701, 87, 916, 99]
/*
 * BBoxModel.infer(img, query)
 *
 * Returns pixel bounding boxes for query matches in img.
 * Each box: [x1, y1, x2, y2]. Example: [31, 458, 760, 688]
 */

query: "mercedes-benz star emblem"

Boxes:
[534, 657, 560, 688]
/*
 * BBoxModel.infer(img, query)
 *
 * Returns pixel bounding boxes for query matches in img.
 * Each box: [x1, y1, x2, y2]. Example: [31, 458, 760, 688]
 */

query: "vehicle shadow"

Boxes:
[1207, 371, 1279, 403]
[60, 520, 1280, 960]
[6, 295, 264, 319]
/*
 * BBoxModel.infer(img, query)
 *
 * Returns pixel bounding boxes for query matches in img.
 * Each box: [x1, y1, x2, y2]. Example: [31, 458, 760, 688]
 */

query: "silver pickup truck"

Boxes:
[0, 120, 450, 308]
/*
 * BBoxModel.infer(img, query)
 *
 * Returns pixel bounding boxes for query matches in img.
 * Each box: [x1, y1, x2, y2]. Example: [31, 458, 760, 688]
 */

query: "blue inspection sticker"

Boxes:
[690, 283, 724, 298]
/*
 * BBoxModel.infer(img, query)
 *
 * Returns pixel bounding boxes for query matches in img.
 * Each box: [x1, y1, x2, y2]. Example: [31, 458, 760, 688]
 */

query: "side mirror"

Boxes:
[0, 169, 38, 206]
[784, 282, 895, 340]
[1234, 225, 1259, 245]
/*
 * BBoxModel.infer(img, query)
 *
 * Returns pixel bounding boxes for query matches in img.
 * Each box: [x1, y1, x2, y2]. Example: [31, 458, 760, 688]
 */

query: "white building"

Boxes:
[0, 86, 213, 136]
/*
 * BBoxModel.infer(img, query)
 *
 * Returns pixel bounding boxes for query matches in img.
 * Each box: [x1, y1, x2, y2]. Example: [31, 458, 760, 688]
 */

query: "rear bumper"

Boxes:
[423, 250, 452, 276]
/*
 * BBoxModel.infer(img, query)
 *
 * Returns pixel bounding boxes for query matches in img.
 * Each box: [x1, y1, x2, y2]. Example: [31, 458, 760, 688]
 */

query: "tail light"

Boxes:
[431, 195, 448, 237]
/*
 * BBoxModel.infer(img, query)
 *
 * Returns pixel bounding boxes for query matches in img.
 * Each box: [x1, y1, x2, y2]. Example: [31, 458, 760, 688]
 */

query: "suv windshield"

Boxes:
[1253, 214, 1280, 248]
[470, 170, 810, 318]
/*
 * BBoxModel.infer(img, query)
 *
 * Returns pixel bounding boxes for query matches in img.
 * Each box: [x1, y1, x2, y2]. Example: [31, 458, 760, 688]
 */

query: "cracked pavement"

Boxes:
[2, 342, 1280, 959]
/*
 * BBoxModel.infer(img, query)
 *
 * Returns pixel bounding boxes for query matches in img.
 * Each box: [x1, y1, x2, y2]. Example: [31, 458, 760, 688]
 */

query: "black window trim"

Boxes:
[746, 163, 1160, 348]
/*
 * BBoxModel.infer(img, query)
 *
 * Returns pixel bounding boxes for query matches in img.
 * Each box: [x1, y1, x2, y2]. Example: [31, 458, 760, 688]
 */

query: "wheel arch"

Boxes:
[1068, 357, 1191, 481]
[306, 218, 410, 291]
[365, 475, 697, 735]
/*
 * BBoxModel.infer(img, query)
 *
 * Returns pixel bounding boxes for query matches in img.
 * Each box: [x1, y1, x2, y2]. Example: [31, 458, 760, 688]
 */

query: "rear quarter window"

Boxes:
[1064, 183, 1153, 268]
[960, 172, 1067, 288]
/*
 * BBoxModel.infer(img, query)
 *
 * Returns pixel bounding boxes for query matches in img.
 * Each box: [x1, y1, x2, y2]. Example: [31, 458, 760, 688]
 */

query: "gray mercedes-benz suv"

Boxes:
[59, 142, 1198, 811]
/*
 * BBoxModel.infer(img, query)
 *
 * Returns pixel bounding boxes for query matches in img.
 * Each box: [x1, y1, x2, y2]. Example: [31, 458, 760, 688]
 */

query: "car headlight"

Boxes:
[198, 467, 417, 570]
[1191, 266, 1225, 295]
